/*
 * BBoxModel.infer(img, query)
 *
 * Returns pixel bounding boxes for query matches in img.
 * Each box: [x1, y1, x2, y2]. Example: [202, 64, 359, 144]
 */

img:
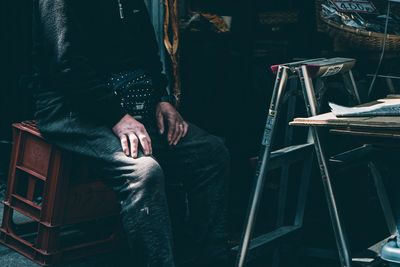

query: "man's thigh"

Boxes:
[149, 122, 230, 184]
[38, 115, 162, 181]
[38, 115, 122, 161]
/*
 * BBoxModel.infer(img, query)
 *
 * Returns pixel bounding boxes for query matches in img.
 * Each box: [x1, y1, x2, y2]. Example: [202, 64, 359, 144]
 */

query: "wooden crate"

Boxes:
[0, 121, 122, 266]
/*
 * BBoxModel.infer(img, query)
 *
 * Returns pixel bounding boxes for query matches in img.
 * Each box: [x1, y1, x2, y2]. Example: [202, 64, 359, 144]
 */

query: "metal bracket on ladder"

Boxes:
[235, 58, 360, 267]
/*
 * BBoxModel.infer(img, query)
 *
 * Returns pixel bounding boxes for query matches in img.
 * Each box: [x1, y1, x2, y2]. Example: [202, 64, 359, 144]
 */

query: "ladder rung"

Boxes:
[329, 144, 380, 167]
[232, 225, 301, 258]
[268, 143, 314, 170]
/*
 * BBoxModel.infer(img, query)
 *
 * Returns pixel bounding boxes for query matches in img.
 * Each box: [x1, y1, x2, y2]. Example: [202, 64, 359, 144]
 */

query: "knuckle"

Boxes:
[139, 135, 148, 142]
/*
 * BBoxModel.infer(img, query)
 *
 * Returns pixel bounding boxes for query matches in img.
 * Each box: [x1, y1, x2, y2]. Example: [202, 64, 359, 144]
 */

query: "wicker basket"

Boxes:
[314, 0, 400, 51]
[315, 0, 327, 32]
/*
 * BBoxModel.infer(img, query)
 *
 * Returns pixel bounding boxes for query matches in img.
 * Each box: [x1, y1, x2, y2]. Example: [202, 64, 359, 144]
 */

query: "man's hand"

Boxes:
[156, 102, 189, 145]
[112, 114, 152, 158]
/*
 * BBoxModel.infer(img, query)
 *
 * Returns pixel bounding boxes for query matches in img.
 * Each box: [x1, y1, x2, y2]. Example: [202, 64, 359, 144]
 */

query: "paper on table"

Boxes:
[329, 98, 400, 117]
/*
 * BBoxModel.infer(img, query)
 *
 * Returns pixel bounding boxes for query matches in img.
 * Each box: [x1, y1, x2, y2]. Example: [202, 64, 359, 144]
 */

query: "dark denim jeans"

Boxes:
[37, 113, 230, 267]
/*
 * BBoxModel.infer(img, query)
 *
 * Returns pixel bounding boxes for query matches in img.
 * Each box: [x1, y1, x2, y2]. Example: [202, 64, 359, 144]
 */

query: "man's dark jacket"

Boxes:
[33, 0, 168, 126]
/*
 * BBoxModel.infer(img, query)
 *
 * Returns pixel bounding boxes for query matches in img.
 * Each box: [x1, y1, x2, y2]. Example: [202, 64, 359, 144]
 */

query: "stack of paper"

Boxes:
[329, 98, 400, 117]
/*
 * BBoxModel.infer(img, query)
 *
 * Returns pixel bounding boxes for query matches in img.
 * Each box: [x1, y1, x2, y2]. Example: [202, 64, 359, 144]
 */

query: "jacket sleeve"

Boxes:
[37, 0, 126, 127]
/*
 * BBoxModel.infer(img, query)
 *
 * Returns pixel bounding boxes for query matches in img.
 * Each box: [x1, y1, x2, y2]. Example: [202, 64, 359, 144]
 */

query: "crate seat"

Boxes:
[0, 121, 122, 266]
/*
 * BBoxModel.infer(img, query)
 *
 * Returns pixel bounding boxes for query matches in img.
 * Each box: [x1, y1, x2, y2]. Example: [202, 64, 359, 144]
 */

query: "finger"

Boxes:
[144, 130, 153, 155]
[141, 127, 152, 155]
[182, 122, 189, 137]
[120, 135, 130, 156]
[173, 124, 184, 146]
[167, 118, 176, 144]
[170, 121, 181, 145]
[138, 134, 152, 155]
[157, 113, 165, 135]
[128, 134, 139, 158]
[171, 121, 184, 145]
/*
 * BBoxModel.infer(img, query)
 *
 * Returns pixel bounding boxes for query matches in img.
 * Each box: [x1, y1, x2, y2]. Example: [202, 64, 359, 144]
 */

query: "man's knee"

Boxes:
[203, 135, 230, 170]
[109, 155, 165, 200]
[135, 156, 165, 188]
[211, 135, 230, 159]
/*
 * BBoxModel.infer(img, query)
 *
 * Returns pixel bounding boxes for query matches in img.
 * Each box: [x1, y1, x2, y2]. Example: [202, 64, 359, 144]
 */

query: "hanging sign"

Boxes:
[330, 0, 377, 13]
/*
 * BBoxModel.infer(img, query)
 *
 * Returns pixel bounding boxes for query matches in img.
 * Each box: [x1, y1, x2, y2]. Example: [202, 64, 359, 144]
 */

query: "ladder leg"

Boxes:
[273, 80, 304, 267]
[368, 161, 397, 235]
[277, 80, 299, 227]
[347, 70, 361, 104]
[385, 77, 397, 94]
[272, 86, 299, 267]
[299, 65, 352, 267]
[236, 66, 289, 267]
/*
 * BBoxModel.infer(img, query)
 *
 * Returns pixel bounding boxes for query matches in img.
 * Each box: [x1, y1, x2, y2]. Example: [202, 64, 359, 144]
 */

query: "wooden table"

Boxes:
[290, 105, 399, 266]
[291, 109, 400, 145]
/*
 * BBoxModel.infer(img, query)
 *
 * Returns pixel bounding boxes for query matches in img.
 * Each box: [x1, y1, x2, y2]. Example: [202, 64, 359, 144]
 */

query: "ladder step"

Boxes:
[306, 57, 355, 78]
[271, 58, 355, 78]
[271, 58, 326, 74]
[329, 144, 381, 167]
[268, 143, 314, 170]
[232, 225, 301, 259]
[249, 143, 314, 170]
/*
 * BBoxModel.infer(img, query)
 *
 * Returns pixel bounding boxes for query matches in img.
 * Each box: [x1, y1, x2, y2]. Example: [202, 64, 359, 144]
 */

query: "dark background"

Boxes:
[1, 0, 34, 141]
[0, 0, 318, 141]
[0, 0, 319, 185]
[1, 0, 398, 266]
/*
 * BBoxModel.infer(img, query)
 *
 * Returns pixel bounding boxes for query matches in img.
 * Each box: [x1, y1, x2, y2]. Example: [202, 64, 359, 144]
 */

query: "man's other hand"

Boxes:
[156, 102, 188, 146]
[112, 114, 152, 158]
